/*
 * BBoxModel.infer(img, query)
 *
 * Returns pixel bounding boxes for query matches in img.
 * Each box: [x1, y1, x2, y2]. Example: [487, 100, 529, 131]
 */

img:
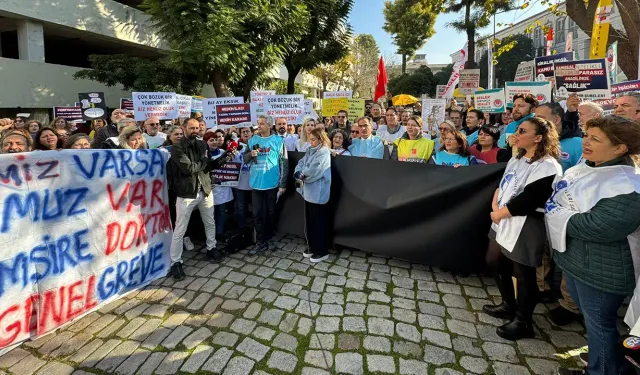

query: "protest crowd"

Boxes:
[4, 60, 640, 375]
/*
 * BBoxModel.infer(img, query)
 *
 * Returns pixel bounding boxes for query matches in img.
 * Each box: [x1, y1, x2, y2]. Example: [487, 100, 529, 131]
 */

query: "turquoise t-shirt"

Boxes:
[248, 135, 284, 190]
[559, 137, 583, 172]
[433, 150, 474, 166]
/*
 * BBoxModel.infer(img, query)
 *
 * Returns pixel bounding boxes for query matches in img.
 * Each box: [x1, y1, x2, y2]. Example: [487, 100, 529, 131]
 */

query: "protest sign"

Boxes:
[514, 61, 534, 81]
[78, 92, 107, 120]
[554, 58, 611, 100]
[474, 88, 506, 113]
[304, 100, 318, 120]
[213, 162, 241, 187]
[459, 69, 480, 95]
[263, 95, 305, 124]
[53, 106, 83, 122]
[132, 92, 178, 121]
[323, 91, 352, 99]
[250, 90, 277, 120]
[120, 98, 134, 113]
[594, 98, 615, 115]
[421, 99, 446, 132]
[191, 97, 203, 113]
[176, 94, 192, 117]
[202, 97, 244, 127]
[534, 51, 575, 81]
[347, 99, 365, 122]
[322, 98, 349, 117]
[0, 149, 172, 350]
[612, 80, 640, 95]
[216, 104, 251, 128]
[436, 85, 447, 99]
[505, 81, 553, 106]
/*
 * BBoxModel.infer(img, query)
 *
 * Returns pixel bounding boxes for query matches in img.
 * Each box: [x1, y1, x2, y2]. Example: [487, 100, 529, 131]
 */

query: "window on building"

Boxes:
[567, 19, 579, 39]
[533, 27, 543, 48]
[556, 18, 566, 43]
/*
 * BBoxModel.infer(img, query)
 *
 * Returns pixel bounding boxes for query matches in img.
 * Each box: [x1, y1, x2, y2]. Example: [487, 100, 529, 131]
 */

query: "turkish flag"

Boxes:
[374, 56, 388, 102]
[546, 27, 553, 56]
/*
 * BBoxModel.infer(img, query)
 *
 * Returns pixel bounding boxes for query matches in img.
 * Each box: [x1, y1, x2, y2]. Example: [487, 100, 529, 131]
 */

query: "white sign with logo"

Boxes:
[505, 81, 553, 106]
[474, 88, 506, 113]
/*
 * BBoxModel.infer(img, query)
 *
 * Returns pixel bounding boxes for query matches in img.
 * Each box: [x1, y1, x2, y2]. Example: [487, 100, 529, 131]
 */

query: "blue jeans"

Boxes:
[233, 189, 251, 229]
[214, 202, 227, 235]
[564, 274, 626, 375]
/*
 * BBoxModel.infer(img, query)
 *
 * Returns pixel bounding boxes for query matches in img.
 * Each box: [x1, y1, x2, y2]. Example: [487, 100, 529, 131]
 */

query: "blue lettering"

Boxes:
[127, 256, 141, 288]
[0, 164, 22, 186]
[29, 245, 51, 282]
[73, 229, 93, 262]
[100, 151, 121, 178]
[1, 193, 40, 233]
[66, 188, 88, 216]
[148, 149, 165, 177]
[35, 160, 59, 180]
[73, 152, 100, 179]
[97, 266, 115, 300]
[149, 243, 165, 276]
[41, 189, 63, 221]
[134, 150, 150, 176]
[0, 253, 28, 297]
[115, 261, 128, 293]
[118, 151, 135, 177]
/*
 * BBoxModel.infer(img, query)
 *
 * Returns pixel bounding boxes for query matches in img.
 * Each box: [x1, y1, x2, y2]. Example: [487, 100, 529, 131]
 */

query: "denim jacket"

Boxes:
[294, 145, 331, 204]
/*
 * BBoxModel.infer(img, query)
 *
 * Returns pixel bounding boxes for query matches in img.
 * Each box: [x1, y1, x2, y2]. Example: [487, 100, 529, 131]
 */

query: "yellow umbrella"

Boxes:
[453, 87, 484, 98]
[392, 94, 419, 106]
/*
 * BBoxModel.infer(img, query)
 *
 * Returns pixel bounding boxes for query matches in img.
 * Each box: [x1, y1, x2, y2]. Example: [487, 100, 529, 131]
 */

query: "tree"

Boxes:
[265, 79, 309, 96]
[383, 0, 443, 74]
[309, 58, 352, 97]
[387, 66, 437, 97]
[564, 0, 639, 79]
[283, 0, 353, 94]
[141, 0, 308, 97]
[434, 64, 454, 85]
[478, 34, 534, 87]
[74, 55, 202, 94]
[348, 34, 380, 98]
[444, 0, 514, 68]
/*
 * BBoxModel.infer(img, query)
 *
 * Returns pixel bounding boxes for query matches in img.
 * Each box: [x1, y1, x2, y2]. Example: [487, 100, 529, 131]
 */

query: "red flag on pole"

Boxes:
[546, 27, 553, 56]
[374, 56, 388, 102]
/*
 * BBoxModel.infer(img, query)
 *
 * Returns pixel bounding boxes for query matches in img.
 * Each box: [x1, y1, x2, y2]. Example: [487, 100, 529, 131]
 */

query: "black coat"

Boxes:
[167, 137, 223, 198]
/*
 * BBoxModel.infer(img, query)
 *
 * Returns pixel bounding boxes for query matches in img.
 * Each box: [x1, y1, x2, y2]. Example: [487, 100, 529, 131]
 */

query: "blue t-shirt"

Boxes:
[432, 150, 475, 166]
[247, 135, 284, 190]
[559, 137, 583, 172]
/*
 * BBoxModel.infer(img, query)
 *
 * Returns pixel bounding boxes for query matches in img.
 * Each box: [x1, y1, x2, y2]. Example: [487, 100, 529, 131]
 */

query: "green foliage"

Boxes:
[387, 66, 437, 98]
[383, 0, 443, 74]
[349, 34, 381, 98]
[264, 79, 308, 96]
[283, 0, 354, 93]
[73, 54, 202, 95]
[434, 64, 454, 85]
[479, 34, 534, 87]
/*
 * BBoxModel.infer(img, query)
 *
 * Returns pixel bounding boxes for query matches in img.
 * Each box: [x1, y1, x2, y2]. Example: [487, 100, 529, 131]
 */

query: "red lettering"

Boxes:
[136, 214, 148, 246]
[0, 305, 21, 347]
[66, 280, 84, 321]
[38, 286, 65, 335]
[107, 182, 131, 211]
[151, 179, 163, 209]
[105, 222, 121, 255]
[127, 180, 147, 212]
[85, 275, 98, 311]
[23, 294, 38, 334]
[104, 216, 149, 254]
[121, 221, 138, 250]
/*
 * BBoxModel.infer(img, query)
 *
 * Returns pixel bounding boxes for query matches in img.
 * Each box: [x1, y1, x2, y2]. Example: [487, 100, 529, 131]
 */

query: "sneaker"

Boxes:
[248, 242, 268, 256]
[548, 306, 583, 326]
[310, 253, 329, 263]
[183, 237, 195, 251]
[557, 369, 587, 375]
[207, 249, 224, 262]
[302, 248, 312, 258]
[579, 352, 588, 366]
[171, 263, 185, 281]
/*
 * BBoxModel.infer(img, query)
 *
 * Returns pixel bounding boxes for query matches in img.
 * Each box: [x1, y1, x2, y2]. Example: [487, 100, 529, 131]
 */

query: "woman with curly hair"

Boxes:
[482, 116, 562, 341]
[329, 129, 350, 156]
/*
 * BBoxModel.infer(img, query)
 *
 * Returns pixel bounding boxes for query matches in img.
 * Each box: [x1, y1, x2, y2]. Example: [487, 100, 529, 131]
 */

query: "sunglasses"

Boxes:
[351, 130, 359, 134]
[338, 116, 346, 119]
[517, 128, 528, 134]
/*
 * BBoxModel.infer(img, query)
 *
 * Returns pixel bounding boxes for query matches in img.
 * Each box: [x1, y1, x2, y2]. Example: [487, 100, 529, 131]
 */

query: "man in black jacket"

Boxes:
[167, 118, 229, 280]
[91, 109, 127, 149]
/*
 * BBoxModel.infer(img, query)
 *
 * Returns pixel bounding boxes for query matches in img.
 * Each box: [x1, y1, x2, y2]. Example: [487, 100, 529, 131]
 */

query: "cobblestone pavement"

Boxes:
[0, 234, 588, 375]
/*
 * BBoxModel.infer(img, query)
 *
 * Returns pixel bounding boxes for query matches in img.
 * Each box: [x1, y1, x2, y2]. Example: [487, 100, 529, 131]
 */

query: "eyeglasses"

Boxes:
[147, 123, 160, 126]
[351, 130, 360, 134]
[517, 128, 527, 134]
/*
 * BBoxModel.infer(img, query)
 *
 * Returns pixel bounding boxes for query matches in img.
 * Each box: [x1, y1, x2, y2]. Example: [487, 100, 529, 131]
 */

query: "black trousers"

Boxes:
[487, 240, 539, 323]
[252, 188, 278, 244]
[304, 201, 329, 256]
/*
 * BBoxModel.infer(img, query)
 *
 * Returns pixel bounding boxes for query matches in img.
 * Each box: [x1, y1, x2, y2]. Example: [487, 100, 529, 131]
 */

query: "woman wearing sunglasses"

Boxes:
[483, 116, 562, 341]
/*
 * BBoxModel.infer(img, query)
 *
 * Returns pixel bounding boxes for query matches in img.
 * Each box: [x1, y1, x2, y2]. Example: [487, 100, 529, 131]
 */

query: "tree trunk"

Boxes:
[464, 1, 476, 69]
[401, 54, 407, 74]
[212, 69, 226, 97]
[566, 0, 639, 79]
[284, 57, 301, 95]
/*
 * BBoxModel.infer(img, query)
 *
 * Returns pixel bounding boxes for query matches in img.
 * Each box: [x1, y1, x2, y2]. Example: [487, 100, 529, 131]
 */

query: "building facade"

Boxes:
[0, 0, 333, 121]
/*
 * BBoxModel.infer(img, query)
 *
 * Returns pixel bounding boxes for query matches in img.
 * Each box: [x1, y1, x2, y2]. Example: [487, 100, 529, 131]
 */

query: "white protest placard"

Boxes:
[304, 99, 318, 120]
[264, 94, 305, 124]
[474, 88, 506, 113]
[250, 90, 277, 118]
[323, 91, 353, 99]
[505, 81, 553, 106]
[554, 58, 612, 100]
[421, 99, 446, 132]
[176, 94, 192, 118]
[191, 97, 203, 113]
[0, 149, 172, 350]
[202, 97, 244, 127]
[132, 92, 178, 121]
[436, 85, 447, 99]
[514, 61, 534, 82]
[458, 69, 480, 95]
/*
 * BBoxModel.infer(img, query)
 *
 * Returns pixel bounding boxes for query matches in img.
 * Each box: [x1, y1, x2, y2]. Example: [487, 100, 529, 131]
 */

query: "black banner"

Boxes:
[277, 153, 506, 272]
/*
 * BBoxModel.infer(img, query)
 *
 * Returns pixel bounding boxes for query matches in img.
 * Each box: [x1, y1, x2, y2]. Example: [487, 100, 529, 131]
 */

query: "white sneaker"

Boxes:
[302, 248, 312, 258]
[183, 237, 195, 251]
[310, 254, 329, 263]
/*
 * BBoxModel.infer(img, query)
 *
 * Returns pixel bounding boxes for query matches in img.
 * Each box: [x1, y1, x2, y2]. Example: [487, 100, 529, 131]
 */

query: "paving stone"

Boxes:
[347, 291, 367, 303]
[338, 333, 361, 350]
[236, 337, 270, 361]
[343, 316, 367, 332]
[274, 296, 300, 310]
[207, 311, 235, 328]
[346, 278, 366, 290]
[526, 358, 561, 375]
[418, 313, 446, 330]
[80, 339, 121, 367]
[187, 293, 212, 310]
[243, 302, 262, 319]
[399, 358, 429, 375]
[316, 317, 340, 333]
[320, 304, 344, 316]
[423, 344, 455, 365]
[183, 327, 212, 350]
[309, 333, 336, 350]
[438, 282, 462, 295]
[136, 351, 166, 375]
[363, 336, 391, 352]
[335, 352, 363, 375]
[422, 328, 452, 348]
[202, 347, 233, 373]
[34, 361, 73, 375]
[493, 362, 532, 375]
[298, 317, 314, 335]
[212, 331, 239, 347]
[452, 336, 483, 356]
[140, 327, 171, 349]
[477, 324, 513, 343]
[517, 339, 557, 358]
[39, 331, 76, 355]
[464, 285, 489, 298]
[114, 348, 150, 375]
[304, 350, 333, 369]
[394, 323, 420, 343]
[482, 342, 519, 362]
[68, 339, 104, 363]
[267, 351, 298, 373]
[448, 307, 476, 322]
[442, 294, 467, 308]
[419, 302, 446, 317]
[0, 347, 29, 368]
[253, 326, 277, 341]
[417, 290, 440, 302]
[393, 308, 417, 324]
[321, 292, 343, 304]
[281, 283, 303, 296]
[221, 299, 247, 311]
[272, 332, 298, 352]
[367, 354, 396, 373]
[368, 317, 395, 336]
[244, 275, 264, 288]
[393, 340, 423, 358]
[95, 340, 141, 372]
[460, 356, 489, 373]
[180, 345, 214, 373]
[162, 311, 190, 329]
[345, 303, 366, 315]
[10, 355, 46, 375]
[162, 326, 193, 349]
[447, 319, 478, 338]
[367, 304, 391, 318]
[435, 369, 463, 375]
[258, 308, 285, 326]
[49, 332, 93, 357]
[296, 301, 321, 317]
[129, 318, 162, 342]
[545, 330, 588, 347]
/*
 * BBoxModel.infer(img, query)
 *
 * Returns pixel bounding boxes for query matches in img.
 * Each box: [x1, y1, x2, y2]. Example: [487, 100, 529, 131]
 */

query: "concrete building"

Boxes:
[0, 0, 332, 122]
[449, 2, 627, 82]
